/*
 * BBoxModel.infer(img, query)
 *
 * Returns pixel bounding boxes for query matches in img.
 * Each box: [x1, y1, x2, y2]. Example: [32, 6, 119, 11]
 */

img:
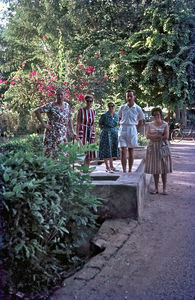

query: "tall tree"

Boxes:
[120, 0, 195, 108]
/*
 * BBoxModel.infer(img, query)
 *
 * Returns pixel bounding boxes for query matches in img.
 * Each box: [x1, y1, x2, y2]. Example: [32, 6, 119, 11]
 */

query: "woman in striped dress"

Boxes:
[144, 107, 172, 195]
[76, 95, 96, 166]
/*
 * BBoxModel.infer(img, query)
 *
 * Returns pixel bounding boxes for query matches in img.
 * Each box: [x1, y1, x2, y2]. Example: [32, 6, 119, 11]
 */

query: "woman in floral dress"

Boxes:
[34, 88, 76, 158]
[76, 95, 96, 166]
[99, 102, 120, 172]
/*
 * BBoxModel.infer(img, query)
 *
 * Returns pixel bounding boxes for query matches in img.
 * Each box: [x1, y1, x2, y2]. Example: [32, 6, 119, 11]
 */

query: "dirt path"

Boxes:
[51, 141, 195, 300]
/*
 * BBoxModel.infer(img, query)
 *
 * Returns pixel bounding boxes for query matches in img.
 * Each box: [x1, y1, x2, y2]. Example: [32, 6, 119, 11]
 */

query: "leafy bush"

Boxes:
[138, 133, 148, 146]
[0, 134, 43, 155]
[0, 107, 20, 137]
[0, 139, 101, 296]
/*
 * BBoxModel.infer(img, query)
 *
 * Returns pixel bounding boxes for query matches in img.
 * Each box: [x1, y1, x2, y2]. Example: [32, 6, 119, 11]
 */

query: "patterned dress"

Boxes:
[39, 101, 72, 157]
[77, 107, 96, 159]
[144, 121, 172, 174]
[99, 111, 120, 159]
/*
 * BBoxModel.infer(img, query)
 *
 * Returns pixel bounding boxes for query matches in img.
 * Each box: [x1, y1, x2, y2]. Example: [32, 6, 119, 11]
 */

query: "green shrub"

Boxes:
[138, 133, 148, 146]
[0, 141, 101, 295]
[0, 134, 43, 155]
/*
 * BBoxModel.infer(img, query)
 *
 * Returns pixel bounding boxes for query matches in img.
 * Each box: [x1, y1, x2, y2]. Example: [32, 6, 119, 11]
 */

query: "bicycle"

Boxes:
[171, 123, 195, 142]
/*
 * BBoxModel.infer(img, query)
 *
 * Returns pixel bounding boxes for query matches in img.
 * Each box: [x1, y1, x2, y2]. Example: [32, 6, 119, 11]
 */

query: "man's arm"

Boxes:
[136, 119, 144, 130]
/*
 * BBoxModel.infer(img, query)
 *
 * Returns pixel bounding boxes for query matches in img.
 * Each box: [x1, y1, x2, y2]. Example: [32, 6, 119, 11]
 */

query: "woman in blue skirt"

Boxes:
[99, 102, 120, 173]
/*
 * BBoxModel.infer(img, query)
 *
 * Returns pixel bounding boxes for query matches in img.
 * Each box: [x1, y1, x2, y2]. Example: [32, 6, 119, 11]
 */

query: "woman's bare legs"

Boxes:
[152, 174, 159, 193]
[109, 158, 114, 169]
[104, 158, 110, 170]
[161, 173, 168, 194]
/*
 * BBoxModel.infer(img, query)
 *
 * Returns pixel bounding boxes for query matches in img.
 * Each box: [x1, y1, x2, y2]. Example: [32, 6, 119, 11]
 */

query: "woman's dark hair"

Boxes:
[151, 107, 163, 117]
[108, 101, 115, 107]
[85, 94, 94, 101]
[56, 87, 65, 94]
[126, 89, 136, 96]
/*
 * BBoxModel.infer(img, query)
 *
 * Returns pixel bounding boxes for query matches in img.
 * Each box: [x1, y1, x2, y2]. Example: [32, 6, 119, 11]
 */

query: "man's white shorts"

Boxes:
[118, 125, 138, 148]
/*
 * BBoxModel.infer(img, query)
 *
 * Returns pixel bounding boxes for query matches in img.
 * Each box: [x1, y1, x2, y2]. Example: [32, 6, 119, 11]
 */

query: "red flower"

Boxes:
[64, 81, 68, 85]
[10, 81, 15, 85]
[95, 53, 100, 57]
[82, 80, 87, 86]
[120, 51, 125, 55]
[42, 35, 46, 39]
[79, 65, 84, 69]
[38, 86, 44, 91]
[21, 61, 26, 66]
[46, 85, 54, 91]
[85, 66, 95, 74]
[29, 71, 36, 78]
[50, 73, 55, 76]
[78, 94, 84, 101]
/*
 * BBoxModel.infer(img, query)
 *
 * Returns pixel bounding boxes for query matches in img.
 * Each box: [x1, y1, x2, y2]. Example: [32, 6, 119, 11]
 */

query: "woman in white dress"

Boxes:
[144, 107, 172, 195]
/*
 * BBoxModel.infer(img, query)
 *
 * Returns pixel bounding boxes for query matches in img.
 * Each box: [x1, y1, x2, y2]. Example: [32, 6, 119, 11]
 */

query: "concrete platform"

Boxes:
[90, 159, 151, 220]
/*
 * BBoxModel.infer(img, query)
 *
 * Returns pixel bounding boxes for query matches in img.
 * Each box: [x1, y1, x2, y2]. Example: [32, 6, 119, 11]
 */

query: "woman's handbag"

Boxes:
[160, 140, 171, 157]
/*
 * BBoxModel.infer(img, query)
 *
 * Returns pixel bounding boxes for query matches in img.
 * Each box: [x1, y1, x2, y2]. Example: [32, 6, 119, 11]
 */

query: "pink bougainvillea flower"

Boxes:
[29, 71, 36, 78]
[78, 94, 84, 101]
[42, 35, 46, 39]
[0, 79, 4, 83]
[73, 84, 77, 88]
[53, 76, 58, 80]
[64, 81, 68, 85]
[50, 73, 55, 76]
[104, 75, 109, 80]
[82, 80, 87, 86]
[47, 91, 55, 97]
[38, 86, 44, 91]
[46, 85, 54, 91]
[95, 53, 100, 57]
[120, 51, 125, 55]
[79, 65, 84, 69]
[21, 61, 26, 66]
[10, 81, 15, 85]
[41, 52, 45, 56]
[85, 66, 95, 74]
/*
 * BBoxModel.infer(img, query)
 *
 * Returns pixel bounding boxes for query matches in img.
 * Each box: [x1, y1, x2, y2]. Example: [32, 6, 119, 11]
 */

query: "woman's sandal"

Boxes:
[150, 190, 159, 194]
[105, 169, 114, 173]
[111, 167, 119, 172]
[161, 191, 168, 195]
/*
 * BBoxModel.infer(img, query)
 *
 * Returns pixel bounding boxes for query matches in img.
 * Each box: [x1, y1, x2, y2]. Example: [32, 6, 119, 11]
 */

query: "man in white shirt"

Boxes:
[118, 89, 145, 172]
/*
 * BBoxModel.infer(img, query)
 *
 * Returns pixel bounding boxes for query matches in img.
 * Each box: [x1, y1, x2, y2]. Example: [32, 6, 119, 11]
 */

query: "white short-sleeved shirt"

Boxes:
[118, 103, 145, 125]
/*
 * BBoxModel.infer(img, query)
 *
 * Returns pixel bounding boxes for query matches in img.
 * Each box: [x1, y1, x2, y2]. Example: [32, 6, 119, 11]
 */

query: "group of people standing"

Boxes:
[34, 88, 172, 195]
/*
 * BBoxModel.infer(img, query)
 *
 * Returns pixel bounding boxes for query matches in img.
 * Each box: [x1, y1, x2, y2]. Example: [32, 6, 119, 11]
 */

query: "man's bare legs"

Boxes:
[120, 147, 127, 172]
[128, 148, 134, 172]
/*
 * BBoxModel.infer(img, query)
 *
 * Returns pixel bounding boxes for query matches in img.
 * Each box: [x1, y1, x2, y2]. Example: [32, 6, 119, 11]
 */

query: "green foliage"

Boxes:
[0, 137, 101, 294]
[0, 0, 194, 128]
[123, 0, 195, 108]
[138, 132, 148, 146]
